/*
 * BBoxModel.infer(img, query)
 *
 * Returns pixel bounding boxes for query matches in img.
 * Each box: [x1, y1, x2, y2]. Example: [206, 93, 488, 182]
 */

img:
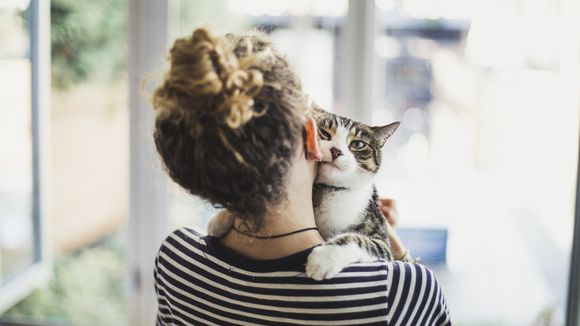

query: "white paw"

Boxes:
[207, 211, 234, 237]
[305, 245, 351, 281]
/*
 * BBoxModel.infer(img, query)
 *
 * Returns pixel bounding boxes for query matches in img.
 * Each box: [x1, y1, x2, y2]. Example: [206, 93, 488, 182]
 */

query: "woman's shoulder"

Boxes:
[161, 226, 205, 245]
[340, 260, 451, 325]
[380, 261, 452, 325]
[159, 225, 208, 250]
[154, 226, 209, 265]
[385, 260, 436, 281]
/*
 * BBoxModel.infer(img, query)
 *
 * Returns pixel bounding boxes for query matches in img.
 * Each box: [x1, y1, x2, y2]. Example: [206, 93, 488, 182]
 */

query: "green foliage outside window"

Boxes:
[51, 0, 126, 90]
[2, 236, 127, 326]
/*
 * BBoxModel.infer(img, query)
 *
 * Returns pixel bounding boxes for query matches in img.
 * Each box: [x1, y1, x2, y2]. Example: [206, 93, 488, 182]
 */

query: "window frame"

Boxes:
[0, 0, 51, 314]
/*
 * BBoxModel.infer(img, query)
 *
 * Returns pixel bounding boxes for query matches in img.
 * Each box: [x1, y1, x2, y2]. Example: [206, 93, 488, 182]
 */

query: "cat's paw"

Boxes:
[207, 211, 233, 237]
[305, 245, 351, 281]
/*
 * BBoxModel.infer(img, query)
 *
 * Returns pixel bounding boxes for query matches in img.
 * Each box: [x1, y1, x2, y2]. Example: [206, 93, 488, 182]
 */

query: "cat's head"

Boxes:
[310, 103, 399, 188]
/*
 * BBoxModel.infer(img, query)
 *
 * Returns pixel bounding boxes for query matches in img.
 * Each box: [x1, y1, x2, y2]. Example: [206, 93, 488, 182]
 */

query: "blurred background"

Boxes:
[0, 0, 579, 325]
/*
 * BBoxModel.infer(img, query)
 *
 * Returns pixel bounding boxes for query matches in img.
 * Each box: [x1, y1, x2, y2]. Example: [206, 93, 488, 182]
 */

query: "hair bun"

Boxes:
[153, 28, 267, 131]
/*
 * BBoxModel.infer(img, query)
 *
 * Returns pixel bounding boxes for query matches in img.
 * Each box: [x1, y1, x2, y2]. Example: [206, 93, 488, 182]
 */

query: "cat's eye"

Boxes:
[318, 128, 331, 141]
[350, 140, 366, 149]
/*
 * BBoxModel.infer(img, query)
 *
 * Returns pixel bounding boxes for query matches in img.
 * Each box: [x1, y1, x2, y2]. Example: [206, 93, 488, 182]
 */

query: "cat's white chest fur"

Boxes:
[314, 185, 373, 239]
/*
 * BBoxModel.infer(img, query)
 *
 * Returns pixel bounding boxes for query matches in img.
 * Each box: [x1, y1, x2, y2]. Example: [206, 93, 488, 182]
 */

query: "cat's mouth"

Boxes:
[320, 161, 341, 171]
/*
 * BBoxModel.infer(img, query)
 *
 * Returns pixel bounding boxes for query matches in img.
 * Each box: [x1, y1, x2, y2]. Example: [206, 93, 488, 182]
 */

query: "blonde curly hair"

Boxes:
[152, 28, 307, 227]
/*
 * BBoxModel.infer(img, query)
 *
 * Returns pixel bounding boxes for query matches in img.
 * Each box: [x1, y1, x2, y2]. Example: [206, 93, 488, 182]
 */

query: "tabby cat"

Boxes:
[304, 103, 400, 280]
[206, 103, 402, 280]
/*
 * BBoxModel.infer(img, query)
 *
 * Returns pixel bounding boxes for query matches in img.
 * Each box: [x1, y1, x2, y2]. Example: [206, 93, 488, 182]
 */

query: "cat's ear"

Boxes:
[308, 101, 326, 118]
[372, 122, 400, 147]
[310, 101, 324, 111]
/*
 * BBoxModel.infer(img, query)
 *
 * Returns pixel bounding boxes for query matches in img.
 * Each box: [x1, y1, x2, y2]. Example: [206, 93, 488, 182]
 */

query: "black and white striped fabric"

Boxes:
[154, 227, 452, 326]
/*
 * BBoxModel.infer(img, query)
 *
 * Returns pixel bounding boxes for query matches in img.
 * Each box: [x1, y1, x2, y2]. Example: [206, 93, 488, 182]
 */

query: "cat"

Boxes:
[206, 103, 401, 280]
[304, 103, 400, 280]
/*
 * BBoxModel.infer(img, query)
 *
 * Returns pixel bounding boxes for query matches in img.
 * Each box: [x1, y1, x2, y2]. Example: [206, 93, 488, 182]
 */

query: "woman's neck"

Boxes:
[220, 225, 323, 260]
[220, 192, 324, 260]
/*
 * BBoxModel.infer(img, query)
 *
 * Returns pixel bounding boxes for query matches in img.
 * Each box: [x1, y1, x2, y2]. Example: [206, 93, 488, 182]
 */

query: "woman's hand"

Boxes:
[377, 198, 398, 226]
[377, 198, 409, 261]
[385, 222, 408, 261]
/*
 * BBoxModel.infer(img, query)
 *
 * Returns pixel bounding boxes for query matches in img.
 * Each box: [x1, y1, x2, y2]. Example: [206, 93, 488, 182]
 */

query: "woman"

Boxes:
[152, 28, 452, 325]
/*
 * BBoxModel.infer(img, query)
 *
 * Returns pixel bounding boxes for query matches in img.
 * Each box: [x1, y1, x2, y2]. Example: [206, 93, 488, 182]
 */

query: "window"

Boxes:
[0, 0, 49, 314]
[373, 0, 580, 324]
[1, 0, 128, 324]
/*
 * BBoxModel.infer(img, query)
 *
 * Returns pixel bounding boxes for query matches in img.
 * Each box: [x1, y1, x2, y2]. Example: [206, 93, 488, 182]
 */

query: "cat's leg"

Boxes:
[306, 233, 392, 280]
[207, 210, 234, 237]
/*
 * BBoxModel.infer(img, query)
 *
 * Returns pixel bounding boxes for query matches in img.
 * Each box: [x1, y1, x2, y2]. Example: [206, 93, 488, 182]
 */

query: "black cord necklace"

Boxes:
[233, 226, 319, 240]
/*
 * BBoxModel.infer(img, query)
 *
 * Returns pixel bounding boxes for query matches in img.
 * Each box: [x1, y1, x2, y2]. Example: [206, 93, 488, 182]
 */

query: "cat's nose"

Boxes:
[330, 147, 343, 160]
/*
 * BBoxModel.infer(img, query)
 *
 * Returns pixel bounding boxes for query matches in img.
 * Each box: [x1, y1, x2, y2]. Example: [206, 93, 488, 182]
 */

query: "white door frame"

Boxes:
[127, 0, 178, 325]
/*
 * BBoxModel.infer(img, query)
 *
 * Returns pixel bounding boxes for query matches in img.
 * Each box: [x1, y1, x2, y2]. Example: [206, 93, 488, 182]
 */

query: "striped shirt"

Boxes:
[154, 227, 452, 326]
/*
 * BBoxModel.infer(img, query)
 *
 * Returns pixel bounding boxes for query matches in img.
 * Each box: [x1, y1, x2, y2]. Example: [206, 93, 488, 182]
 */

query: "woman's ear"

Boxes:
[305, 117, 322, 161]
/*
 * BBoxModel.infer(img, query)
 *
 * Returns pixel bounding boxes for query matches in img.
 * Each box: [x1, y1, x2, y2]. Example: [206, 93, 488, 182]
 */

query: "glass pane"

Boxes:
[374, 0, 580, 324]
[171, 0, 348, 230]
[0, 1, 35, 284]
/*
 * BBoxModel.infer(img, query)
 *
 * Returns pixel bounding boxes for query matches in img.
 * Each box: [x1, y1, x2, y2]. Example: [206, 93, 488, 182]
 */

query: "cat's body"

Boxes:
[313, 183, 377, 239]
[305, 105, 399, 280]
[313, 184, 389, 251]
[207, 103, 400, 280]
